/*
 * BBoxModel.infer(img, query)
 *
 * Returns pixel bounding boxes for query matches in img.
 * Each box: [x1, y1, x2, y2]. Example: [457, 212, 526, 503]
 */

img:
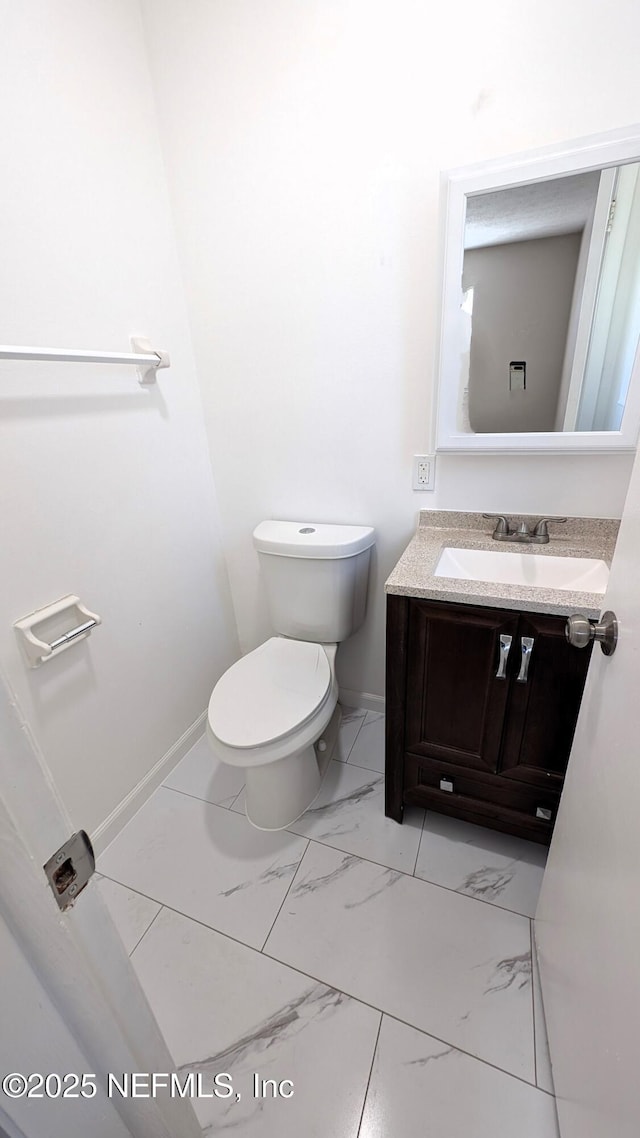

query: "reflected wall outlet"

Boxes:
[412, 454, 436, 491]
[509, 361, 526, 391]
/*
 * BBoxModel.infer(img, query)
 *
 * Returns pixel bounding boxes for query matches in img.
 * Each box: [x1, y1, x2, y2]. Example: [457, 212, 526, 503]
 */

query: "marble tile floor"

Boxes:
[98, 706, 557, 1136]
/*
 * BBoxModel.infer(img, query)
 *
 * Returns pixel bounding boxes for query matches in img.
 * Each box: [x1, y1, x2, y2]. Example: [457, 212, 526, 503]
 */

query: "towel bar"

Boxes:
[0, 335, 169, 385]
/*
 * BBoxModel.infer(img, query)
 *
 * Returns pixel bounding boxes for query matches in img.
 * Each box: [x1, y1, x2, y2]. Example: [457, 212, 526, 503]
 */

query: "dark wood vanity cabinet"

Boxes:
[385, 595, 593, 844]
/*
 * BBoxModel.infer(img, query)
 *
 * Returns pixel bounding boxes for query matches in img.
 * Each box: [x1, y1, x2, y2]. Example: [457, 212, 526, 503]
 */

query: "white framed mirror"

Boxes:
[434, 125, 640, 453]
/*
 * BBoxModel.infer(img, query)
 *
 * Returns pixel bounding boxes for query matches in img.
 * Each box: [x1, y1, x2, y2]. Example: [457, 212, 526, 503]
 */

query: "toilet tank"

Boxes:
[253, 520, 376, 643]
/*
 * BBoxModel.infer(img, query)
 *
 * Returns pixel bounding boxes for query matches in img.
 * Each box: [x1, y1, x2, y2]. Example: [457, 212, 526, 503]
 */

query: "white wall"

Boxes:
[141, 0, 640, 700]
[592, 165, 640, 429]
[0, 2, 239, 837]
[0, 909, 133, 1138]
[464, 234, 581, 432]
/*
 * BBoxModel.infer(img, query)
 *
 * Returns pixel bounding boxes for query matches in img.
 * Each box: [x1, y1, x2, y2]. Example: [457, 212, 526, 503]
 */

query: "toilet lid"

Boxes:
[208, 638, 332, 749]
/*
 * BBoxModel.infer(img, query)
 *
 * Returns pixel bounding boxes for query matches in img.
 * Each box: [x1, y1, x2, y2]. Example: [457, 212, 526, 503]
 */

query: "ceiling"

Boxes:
[464, 170, 602, 250]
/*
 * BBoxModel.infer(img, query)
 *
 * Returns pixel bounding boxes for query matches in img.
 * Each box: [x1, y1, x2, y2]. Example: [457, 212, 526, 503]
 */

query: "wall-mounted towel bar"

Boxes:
[0, 336, 169, 384]
[14, 596, 102, 668]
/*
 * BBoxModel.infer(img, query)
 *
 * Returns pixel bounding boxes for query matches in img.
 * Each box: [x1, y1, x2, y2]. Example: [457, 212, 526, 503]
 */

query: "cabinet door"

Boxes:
[405, 600, 519, 774]
[499, 611, 593, 790]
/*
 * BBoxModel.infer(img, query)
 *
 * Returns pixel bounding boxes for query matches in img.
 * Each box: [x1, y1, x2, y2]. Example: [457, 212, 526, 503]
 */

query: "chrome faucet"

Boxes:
[483, 515, 567, 545]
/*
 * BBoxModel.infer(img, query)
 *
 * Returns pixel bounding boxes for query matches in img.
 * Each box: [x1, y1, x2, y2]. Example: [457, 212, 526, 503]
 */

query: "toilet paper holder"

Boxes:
[14, 595, 102, 668]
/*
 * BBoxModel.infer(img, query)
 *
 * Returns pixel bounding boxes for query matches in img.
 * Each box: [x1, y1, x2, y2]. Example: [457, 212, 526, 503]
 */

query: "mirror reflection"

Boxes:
[461, 162, 640, 434]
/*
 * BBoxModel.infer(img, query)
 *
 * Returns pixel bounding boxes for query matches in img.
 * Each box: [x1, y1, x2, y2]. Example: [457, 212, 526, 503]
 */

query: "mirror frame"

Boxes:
[434, 124, 640, 454]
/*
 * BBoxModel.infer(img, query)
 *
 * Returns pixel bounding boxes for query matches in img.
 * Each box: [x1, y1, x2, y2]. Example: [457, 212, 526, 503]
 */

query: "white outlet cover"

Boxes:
[412, 454, 436, 491]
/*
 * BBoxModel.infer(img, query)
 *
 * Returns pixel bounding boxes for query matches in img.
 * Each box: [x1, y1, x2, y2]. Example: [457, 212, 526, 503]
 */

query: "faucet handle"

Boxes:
[483, 514, 511, 536]
[533, 517, 568, 538]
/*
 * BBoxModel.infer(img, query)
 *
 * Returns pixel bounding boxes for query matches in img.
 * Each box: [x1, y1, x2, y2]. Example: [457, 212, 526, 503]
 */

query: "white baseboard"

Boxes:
[92, 711, 207, 857]
[339, 688, 385, 714]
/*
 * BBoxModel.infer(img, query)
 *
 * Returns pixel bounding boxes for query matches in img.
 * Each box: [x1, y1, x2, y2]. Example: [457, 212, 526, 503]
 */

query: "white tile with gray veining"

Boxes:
[359, 1015, 559, 1138]
[264, 841, 535, 1080]
[96, 875, 161, 955]
[99, 786, 308, 949]
[131, 906, 380, 1136]
[287, 760, 424, 873]
[100, 705, 561, 1124]
[415, 812, 547, 917]
[334, 705, 367, 762]
[347, 710, 385, 772]
[164, 733, 245, 807]
[532, 936, 555, 1094]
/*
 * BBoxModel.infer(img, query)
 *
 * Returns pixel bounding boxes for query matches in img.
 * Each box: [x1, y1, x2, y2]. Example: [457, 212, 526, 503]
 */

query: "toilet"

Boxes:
[207, 520, 375, 830]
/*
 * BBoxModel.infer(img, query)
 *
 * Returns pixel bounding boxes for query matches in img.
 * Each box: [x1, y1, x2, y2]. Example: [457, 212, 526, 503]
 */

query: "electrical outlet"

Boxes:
[412, 454, 436, 491]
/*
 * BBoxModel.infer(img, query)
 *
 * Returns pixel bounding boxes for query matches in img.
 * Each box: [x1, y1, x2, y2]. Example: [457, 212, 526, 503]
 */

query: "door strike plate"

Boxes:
[44, 830, 95, 911]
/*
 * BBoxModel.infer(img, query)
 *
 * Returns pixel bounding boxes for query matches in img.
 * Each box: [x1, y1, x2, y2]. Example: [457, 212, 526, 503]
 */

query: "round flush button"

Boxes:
[298, 527, 316, 534]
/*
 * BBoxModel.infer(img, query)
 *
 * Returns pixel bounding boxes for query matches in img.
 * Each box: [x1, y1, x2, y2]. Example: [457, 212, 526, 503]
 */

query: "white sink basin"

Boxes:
[434, 547, 609, 593]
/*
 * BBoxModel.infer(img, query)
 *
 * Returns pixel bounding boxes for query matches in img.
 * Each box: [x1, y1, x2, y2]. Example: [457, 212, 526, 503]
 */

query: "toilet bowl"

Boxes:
[207, 638, 339, 830]
[207, 519, 375, 831]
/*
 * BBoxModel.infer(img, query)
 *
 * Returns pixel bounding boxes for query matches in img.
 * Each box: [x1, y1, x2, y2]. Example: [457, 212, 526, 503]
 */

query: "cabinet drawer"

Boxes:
[403, 752, 559, 842]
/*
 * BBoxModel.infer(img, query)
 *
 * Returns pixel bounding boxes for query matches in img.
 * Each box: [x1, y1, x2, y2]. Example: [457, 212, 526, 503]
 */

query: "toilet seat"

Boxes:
[208, 637, 332, 750]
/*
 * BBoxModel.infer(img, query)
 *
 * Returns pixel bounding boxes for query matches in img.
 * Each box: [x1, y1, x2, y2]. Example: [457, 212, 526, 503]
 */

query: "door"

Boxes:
[535, 442, 640, 1137]
[500, 611, 592, 794]
[0, 671, 201, 1138]
[405, 599, 518, 772]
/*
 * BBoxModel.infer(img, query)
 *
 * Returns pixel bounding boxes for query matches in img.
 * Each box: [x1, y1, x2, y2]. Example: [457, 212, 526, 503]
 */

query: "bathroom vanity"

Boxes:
[385, 512, 618, 844]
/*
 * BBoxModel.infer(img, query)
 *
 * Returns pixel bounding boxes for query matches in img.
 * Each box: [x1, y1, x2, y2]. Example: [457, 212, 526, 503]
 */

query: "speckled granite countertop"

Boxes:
[385, 511, 619, 619]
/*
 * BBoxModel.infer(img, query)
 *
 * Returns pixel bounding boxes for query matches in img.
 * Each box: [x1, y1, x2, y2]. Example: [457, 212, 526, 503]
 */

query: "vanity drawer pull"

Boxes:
[496, 634, 512, 679]
[517, 637, 535, 683]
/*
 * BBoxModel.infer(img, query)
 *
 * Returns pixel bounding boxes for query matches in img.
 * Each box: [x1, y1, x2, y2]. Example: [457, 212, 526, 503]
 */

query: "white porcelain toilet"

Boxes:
[206, 520, 375, 830]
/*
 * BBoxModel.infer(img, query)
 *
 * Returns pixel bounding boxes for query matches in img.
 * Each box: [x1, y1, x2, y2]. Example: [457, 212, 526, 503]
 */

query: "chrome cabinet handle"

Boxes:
[496, 634, 513, 679]
[517, 636, 535, 683]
